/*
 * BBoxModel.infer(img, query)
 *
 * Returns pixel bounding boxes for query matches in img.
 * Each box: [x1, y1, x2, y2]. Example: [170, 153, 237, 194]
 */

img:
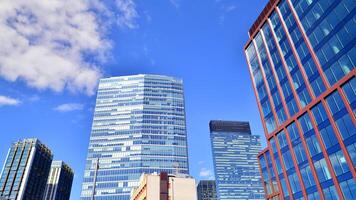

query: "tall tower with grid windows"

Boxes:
[244, 0, 355, 199]
[209, 120, 264, 200]
[0, 138, 53, 200]
[80, 74, 189, 200]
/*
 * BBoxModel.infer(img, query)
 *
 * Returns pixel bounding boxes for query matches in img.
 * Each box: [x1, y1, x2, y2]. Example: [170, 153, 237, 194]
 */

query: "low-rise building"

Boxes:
[130, 172, 197, 200]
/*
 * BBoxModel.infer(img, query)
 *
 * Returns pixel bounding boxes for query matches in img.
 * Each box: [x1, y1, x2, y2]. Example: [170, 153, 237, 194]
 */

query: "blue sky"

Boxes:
[0, 0, 268, 199]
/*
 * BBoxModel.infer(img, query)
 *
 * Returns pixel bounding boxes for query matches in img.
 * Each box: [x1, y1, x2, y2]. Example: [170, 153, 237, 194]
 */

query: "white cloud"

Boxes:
[116, 0, 139, 29]
[0, 95, 21, 106]
[199, 168, 214, 179]
[0, 0, 141, 96]
[0, 1, 112, 95]
[54, 103, 84, 112]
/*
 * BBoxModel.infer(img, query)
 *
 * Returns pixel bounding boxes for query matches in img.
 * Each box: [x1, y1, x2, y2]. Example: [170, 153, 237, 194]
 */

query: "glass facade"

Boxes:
[245, 0, 356, 199]
[0, 138, 53, 200]
[209, 120, 264, 200]
[80, 74, 189, 200]
[44, 161, 74, 200]
[197, 180, 217, 200]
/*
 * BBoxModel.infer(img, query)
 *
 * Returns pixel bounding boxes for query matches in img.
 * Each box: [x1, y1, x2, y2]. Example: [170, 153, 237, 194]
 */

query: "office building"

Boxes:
[44, 161, 74, 200]
[209, 120, 264, 200]
[130, 172, 197, 200]
[80, 74, 189, 199]
[0, 138, 53, 200]
[197, 180, 217, 200]
[244, 0, 356, 199]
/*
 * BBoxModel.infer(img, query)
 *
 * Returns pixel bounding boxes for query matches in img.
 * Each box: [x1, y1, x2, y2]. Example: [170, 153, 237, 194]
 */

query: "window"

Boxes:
[277, 130, 288, 148]
[340, 179, 356, 199]
[346, 143, 356, 166]
[270, 137, 278, 155]
[310, 76, 325, 97]
[277, 107, 287, 124]
[342, 77, 356, 115]
[314, 158, 332, 182]
[282, 151, 294, 170]
[280, 176, 289, 198]
[258, 85, 268, 100]
[335, 114, 355, 140]
[262, 100, 272, 117]
[300, 165, 316, 188]
[311, 103, 328, 125]
[307, 191, 320, 200]
[306, 134, 322, 156]
[299, 113, 313, 134]
[259, 156, 266, 170]
[287, 122, 299, 141]
[275, 154, 283, 175]
[326, 91, 345, 115]
[293, 143, 307, 164]
[319, 124, 338, 149]
[288, 172, 301, 194]
[329, 150, 349, 176]
[298, 88, 311, 107]
[342, 77, 356, 105]
[323, 185, 339, 200]
[287, 98, 299, 116]
[266, 115, 277, 133]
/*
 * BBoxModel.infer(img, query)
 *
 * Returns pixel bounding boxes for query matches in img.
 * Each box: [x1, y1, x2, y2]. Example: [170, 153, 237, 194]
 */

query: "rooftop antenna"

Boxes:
[91, 158, 99, 200]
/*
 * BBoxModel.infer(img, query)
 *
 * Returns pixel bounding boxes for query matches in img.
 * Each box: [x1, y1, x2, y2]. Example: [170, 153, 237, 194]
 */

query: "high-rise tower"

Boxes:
[80, 74, 189, 199]
[44, 161, 74, 200]
[197, 180, 217, 200]
[0, 138, 53, 200]
[244, 0, 355, 199]
[209, 120, 264, 200]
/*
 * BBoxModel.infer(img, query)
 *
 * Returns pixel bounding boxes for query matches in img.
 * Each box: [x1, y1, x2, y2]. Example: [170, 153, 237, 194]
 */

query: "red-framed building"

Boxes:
[244, 0, 355, 199]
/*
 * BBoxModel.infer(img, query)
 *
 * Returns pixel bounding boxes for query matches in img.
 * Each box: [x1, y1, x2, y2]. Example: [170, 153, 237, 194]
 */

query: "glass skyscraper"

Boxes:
[0, 138, 53, 200]
[244, 0, 355, 199]
[197, 180, 217, 200]
[44, 161, 74, 200]
[80, 74, 189, 200]
[209, 120, 264, 200]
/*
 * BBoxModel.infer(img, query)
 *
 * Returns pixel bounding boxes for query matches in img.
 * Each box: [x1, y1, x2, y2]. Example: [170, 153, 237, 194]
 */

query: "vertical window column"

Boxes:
[274, 130, 294, 199]
[307, 107, 344, 198]
[268, 137, 285, 197]
[261, 28, 291, 120]
[245, 44, 270, 135]
[267, 18, 303, 115]
[258, 154, 269, 199]
[323, 90, 356, 178]
[276, 5, 315, 104]
[284, 125, 308, 199]
[295, 116, 325, 198]
[253, 39, 279, 134]
[285, 0, 330, 90]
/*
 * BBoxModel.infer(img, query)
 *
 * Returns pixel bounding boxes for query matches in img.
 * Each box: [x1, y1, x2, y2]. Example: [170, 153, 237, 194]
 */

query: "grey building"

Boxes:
[197, 180, 217, 200]
[209, 120, 264, 200]
[80, 74, 189, 199]
[0, 138, 53, 200]
[43, 161, 74, 200]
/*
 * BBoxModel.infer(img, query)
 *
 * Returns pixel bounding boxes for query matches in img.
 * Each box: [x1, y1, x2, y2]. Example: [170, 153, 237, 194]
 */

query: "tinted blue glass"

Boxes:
[211, 126, 264, 200]
[340, 179, 356, 199]
[306, 134, 322, 156]
[314, 158, 332, 182]
[329, 150, 349, 176]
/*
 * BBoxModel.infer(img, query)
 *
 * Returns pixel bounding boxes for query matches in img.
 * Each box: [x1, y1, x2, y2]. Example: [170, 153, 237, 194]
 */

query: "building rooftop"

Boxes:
[209, 120, 251, 134]
[248, 0, 280, 38]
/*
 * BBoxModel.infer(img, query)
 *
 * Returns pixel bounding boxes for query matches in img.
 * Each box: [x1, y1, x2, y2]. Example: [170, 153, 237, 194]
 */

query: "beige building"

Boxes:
[130, 172, 197, 200]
